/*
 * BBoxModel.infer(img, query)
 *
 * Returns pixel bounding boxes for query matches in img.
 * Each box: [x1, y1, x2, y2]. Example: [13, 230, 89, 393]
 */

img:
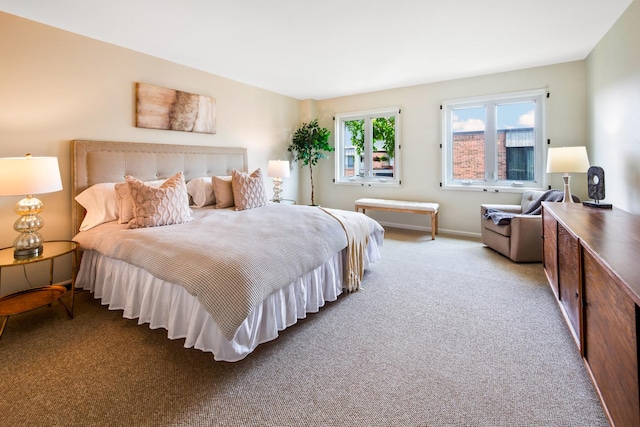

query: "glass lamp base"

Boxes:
[272, 177, 284, 203]
[14, 245, 44, 259]
[12, 196, 46, 259]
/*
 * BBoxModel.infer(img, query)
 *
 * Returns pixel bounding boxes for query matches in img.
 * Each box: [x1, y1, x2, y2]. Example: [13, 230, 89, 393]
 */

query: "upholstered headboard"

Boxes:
[71, 140, 248, 235]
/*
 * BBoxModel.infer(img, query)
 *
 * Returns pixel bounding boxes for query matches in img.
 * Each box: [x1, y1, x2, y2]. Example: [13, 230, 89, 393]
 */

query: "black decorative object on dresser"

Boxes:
[582, 166, 612, 209]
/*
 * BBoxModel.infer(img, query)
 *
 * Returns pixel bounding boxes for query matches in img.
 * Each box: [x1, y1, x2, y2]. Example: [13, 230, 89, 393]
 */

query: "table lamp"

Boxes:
[267, 160, 290, 203]
[546, 146, 590, 203]
[0, 154, 63, 258]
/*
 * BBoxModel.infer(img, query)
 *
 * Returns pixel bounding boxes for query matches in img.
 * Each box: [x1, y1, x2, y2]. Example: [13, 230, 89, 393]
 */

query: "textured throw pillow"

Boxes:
[231, 168, 269, 211]
[212, 175, 234, 208]
[75, 182, 119, 231]
[126, 172, 193, 229]
[186, 176, 216, 208]
[115, 178, 165, 223]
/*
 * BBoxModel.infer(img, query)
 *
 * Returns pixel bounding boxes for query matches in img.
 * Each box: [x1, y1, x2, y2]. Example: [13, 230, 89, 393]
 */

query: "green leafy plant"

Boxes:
[344, 116, 395, 159]
[345, 119, 365, 155]
[287, 119, 333, 205]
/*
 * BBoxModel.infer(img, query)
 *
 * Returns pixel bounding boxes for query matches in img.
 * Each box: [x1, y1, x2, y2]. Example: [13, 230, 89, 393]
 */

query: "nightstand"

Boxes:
[271, 199, 296, 205]
[0, 240, 78, 340]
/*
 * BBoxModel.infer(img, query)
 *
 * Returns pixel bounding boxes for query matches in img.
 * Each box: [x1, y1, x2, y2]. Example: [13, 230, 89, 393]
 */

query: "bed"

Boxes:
[71, 140, 383, 361]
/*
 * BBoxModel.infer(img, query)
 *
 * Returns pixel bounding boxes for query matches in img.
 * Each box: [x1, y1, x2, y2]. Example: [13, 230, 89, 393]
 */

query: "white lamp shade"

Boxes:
[546, 146, 590, 174]
[0, 156, 63, 196]
[267, 160, 290, 178]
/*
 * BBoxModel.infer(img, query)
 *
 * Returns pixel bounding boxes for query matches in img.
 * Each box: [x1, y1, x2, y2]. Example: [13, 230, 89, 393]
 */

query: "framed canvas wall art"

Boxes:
[136, 83, 216, 134]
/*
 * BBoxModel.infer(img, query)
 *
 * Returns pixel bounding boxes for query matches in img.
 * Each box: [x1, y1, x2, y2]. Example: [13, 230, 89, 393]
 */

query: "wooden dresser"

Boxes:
[542, 202, 640, 426]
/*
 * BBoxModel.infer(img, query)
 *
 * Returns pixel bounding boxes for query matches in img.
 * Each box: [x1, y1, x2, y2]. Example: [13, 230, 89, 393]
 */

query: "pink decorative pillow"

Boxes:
[231, 168, 269, 211]
[126, 172, 192, 228]
[212, 175, 234, 208]
[116, 178, 165, 223]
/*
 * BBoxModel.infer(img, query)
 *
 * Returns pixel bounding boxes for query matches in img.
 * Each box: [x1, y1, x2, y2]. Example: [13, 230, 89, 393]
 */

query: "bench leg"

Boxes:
[430, 213, 435, 240]
[434, 211, 439, 238]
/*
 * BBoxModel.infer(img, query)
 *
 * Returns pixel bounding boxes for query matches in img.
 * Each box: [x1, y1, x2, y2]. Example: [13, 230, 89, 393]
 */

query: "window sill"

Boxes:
[442, 183, 545, 193]
[335, 179, 400, 188]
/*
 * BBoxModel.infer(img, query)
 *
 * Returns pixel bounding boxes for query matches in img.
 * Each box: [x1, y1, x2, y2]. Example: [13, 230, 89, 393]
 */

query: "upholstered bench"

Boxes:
[354, 198, 439, 240]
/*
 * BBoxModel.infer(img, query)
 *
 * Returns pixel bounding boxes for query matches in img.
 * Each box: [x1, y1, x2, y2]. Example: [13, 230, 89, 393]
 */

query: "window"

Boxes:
[334, 107, 401, 186]
[441, 89, 546, 192]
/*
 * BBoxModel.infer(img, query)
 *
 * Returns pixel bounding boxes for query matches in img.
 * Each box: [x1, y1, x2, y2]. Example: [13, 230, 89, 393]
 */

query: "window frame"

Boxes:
[441, 89, 547, 192]
[334, 107, 401, 187]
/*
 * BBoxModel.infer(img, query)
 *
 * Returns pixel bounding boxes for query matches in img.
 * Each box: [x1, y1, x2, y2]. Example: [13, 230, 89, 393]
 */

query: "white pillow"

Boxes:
[186, 177, 216, 208]
[75, 183, 118, 231]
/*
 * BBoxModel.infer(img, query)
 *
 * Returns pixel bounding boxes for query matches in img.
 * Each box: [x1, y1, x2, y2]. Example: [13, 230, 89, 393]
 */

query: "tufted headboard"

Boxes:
[71, 140, 248, 235]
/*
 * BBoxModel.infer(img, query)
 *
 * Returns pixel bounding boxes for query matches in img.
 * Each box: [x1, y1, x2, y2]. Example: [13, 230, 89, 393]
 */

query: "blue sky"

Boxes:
[452, 101, 535, 132]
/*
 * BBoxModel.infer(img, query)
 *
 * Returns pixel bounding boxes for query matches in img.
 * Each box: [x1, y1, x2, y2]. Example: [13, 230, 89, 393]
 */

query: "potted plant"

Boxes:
[287, 119, 333, 206]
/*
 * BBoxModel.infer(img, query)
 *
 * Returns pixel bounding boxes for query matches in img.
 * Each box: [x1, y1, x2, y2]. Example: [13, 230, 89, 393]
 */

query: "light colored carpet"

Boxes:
[0, 228, 607, 426]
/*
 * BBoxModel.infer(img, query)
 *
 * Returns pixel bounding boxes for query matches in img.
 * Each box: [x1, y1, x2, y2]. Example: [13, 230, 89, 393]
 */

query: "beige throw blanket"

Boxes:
[74, 204, 379, 340]
[320, 208, 370, 292]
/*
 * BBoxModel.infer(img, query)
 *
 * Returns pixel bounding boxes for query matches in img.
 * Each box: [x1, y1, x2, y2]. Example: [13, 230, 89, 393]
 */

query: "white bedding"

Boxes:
[74, 205, 383, 361]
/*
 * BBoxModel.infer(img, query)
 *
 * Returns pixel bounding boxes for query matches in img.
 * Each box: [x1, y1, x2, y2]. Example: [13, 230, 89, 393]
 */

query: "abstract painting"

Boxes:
[136, 83, 216, 134]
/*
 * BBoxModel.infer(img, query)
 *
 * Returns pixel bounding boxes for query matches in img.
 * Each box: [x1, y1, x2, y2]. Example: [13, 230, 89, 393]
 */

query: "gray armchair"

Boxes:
[480, 190, 546, 262]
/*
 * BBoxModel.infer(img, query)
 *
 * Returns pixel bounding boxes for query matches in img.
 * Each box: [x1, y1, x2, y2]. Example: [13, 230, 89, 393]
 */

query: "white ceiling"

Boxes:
[0, 0, 633, 100]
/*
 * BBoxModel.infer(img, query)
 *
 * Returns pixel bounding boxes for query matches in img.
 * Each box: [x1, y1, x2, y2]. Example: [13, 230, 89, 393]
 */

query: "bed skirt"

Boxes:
[75, 230, 382, 362]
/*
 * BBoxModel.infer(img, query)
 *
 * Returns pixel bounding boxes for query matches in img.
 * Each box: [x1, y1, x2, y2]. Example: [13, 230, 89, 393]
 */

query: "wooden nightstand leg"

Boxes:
[48, 257, 54, 286]
[0, 316, 8, 340]
[70, 248, 77, 318]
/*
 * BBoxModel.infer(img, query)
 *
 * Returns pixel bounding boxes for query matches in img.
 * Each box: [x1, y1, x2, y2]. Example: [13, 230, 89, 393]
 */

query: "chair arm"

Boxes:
[480, 204, 522, 215]
[509, 214, 543, 262]
[510, 213, 542, 222]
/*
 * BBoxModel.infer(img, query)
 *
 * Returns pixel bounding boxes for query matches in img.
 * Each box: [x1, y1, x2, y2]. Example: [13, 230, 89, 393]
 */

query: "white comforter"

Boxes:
[73, 204, 383, 340]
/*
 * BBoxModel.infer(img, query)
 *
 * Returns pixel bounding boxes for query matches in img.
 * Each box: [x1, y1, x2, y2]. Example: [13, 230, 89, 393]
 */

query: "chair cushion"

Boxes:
[521, 190, 546, 213]
[483, 218, 511, 237]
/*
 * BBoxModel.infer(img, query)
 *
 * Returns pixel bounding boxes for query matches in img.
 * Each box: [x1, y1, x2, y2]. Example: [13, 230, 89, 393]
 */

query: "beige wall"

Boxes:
[0, 13, 300, 293]
[2, 1, 635, 262]
[586, 0, 640, 214]
[0, 12, 300, 245]
[314, 61, 589, 236]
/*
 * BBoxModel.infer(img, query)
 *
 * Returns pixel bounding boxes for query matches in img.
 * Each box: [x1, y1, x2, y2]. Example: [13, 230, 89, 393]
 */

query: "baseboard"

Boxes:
[376, 220, 482, 239]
